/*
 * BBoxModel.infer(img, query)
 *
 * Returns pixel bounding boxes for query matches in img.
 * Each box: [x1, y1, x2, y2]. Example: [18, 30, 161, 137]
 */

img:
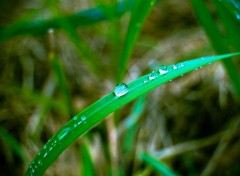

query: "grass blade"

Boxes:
[0, 0, 134, 42]
[139, 153, 177, 176]
[117, 0, 157, 82]
[191, 0, 240, 98]
[0, 127, 25, 162]
[24, 52, 240, 176]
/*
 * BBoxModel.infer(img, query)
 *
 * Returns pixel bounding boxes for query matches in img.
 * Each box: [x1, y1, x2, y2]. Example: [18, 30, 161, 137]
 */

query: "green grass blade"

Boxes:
[218, 0, 240, 20]
[80, 141, 95, 176]
[50, 57, 73, 116]
[139, 153, 177, 176]
[24, 52, 240, 176]
[0, 127, 25, 162]
[191, 0, 240, 98]
[117, 0, 157, 82]
[0, 0, 134, 42]
[213, 0, 240, 51]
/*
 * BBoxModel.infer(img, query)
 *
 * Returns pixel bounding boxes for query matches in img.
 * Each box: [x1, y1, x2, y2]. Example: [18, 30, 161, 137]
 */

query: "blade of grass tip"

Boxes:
[191, 0, 240, 98]
[0, 0, 134, 42]
[0, 127, 25, 162]
[139, 153, 177, 176]
[117, 0, 157, 82]
[24, 52, 240, 176]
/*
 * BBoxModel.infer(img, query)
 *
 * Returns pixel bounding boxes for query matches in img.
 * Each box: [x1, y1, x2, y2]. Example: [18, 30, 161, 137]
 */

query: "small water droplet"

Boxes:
[57, 127, 72, 140]
[49, 147, 53, 151]
[73, 116, 78, 120]
[170, 79, 172, 82]
[73, 123, 77, 127]
[78, 121, 82, 125]
[209, 62, 212, 65]
[43, 152, 48, 158]
[144, 79, 148, 83]
[81, 116, 86, 121]
[159, 66, 168, 75]
[149, 72, 156, 80]
[181, 74, 184, 77]
[43, 145, 47, 149]
[195, 68, 198, 70]
[38, 160, 42, 165]
[173, 65, 177, 70]
[114, 83, 129, 97]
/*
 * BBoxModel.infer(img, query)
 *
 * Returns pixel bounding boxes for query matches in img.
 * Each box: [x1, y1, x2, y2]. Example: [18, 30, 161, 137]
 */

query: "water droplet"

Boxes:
[73, 123, 77, 127]
[49, 147, 53, 151]
[209, 62, 212, 65]
[195, 68, 198, 70]
[114, 83, 129, 97]
[81, 116, 86, 121]
[57, 127, 71, 140]
[144, 79, 148, 83]
[159, 66, 168, 75]
[78, 121, 82, 125]
[173, 65, 177, 70]
[73, 116, 78, 120]
[43, 145, 47, 149]
[43, 152, 48, 158]
[149, 72, 156, 80]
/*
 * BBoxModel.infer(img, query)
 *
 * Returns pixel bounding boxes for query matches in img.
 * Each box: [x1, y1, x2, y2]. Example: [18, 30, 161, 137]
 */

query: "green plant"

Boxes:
[1, 0, 240, 175]
[24, 52, 240, 176]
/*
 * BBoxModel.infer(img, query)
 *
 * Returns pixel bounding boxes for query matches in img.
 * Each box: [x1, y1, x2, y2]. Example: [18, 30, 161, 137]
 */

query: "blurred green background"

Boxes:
[0, 0, 240, 175]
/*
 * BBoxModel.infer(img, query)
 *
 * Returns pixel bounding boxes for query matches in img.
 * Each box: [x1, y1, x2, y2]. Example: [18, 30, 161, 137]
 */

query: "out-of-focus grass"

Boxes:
[0, 0, 240, 176]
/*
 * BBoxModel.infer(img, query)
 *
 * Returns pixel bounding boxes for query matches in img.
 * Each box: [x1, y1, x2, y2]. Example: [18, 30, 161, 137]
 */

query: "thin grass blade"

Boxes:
[24, 52, 240, 176]
[0, 0, 134, 42]
[139, 153, 177, 176]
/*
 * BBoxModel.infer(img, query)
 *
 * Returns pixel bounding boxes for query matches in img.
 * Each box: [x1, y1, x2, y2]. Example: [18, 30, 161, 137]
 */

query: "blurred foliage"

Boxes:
[0, 0, 240, 176]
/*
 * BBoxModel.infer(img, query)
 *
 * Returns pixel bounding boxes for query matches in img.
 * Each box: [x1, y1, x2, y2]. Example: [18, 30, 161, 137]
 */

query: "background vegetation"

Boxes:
[0, 0, 240, 175]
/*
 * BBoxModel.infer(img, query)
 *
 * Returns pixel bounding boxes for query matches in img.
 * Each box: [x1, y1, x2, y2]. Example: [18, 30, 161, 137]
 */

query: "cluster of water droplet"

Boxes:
[27, 115, 88, 175]
[27, 137, 59, 175]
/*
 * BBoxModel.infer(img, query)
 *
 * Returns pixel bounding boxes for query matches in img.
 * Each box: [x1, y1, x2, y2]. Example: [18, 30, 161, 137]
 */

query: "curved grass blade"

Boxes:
[0, 0, 134, 42]
[191, 0, 240, 98]
[24, 52, 240, 176]
[0, 127, 25, 162]
[139, 153, 177, 176]
[218, 0, 240, 21]
[117, 0, 157, 82]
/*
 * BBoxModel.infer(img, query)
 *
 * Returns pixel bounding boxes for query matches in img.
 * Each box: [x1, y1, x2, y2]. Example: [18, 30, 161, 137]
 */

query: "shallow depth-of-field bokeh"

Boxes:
[1, 0, 240, 175]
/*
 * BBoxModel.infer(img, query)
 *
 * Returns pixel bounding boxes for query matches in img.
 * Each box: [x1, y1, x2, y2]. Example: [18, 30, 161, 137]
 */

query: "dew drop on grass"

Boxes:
[73, 116, 78, 120]
[114, 83, 129, 97]
[81, 116, 87, 121]
[57, 127, 71, 140]
[149, 72, 156, 80]
[173, 65, 177, 70]
[159, 65, 168, 75]
[43, 152, 48, 158]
